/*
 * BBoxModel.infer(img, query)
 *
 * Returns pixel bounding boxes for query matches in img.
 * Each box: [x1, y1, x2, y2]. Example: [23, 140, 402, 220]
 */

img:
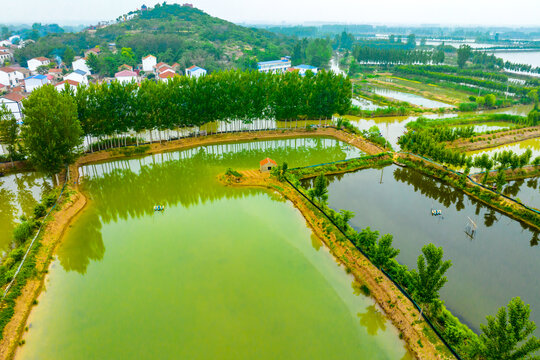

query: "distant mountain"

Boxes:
[13, 4, 296, 72]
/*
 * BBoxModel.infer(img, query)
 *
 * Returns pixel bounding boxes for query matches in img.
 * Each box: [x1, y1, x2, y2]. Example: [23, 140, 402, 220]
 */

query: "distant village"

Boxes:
[0, 5, 318, 121]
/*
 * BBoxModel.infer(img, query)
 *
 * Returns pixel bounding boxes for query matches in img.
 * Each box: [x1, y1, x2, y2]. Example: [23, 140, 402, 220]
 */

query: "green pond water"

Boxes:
[0, 172, 52, 254]
[18, 138, 412, 359]
[467, 137, 540, 160]
[305, 165, 540, 336]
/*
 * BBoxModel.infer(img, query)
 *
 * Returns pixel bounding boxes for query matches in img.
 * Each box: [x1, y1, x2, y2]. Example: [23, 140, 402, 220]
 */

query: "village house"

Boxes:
[259, 158, 278, 173]
[24, 74, 49, 93]
[84, 47, 101, 57]
[290, 64, 318, 76]
[55, 80, 79, 93]
[257, 56, 291, 73]
[115, 70, 138, 84]
[27, 57, 51, 73]
[11, 66, 30, 79]
[185, 65, 207, 78]
[158, 71, 176, 83]
[64, 69, 89, 85]
[72, 57, 91, 74]
[118, 64, 134, 72]
[0, 92, 25, 121]
[0, 47, 14, 65]
[142, 55, 156, 72]
[0, 67, 25, 87]
[48, 68, 63, 81]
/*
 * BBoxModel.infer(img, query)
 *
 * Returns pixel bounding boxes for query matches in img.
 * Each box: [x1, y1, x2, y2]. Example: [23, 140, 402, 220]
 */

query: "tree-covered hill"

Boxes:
[14, 4, 296, 72]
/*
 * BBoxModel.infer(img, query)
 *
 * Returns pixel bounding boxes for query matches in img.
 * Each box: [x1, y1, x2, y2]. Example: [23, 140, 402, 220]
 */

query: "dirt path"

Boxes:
[0, 189, 87, 360]
[224, 171, 454, 360]
[74, 128, 385, 170]
[450, 126, 540, 152]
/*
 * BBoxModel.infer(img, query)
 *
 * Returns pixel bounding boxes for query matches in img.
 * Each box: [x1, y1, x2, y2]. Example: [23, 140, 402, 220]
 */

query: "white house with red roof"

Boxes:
[0, 67, 25, 87]
[259, 158, 277, 172]
[0, 92, 26, 120]
[142, 55, 156, 72]
[84, 47, 101, 57]
[55, 80, 80, 93]
[65, 70, 89, 85]
[158, 71, 176, 83]
[27, 57, 51, 73]
[185, 65, 207, 78]
[72, 57, 91, 74]
[115, 70, 138, 84]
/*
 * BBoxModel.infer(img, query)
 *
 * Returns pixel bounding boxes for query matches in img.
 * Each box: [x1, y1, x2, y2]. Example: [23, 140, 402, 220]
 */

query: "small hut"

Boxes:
[260, 158, 277, 173]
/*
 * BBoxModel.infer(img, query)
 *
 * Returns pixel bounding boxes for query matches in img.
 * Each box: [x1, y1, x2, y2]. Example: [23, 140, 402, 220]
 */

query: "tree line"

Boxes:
[0, 70, 352, 176]
[351, 45, 444, 65]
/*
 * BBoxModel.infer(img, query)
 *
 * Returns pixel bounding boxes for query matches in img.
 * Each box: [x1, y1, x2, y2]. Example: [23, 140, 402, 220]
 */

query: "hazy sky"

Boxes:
[2, 0, 540, 26]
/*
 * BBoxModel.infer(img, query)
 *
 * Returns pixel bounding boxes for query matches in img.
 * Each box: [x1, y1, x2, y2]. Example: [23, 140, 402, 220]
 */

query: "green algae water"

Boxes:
[0, 172, 52, 253]
[18, 138, 411, 359]
[311, 165, 540, 337]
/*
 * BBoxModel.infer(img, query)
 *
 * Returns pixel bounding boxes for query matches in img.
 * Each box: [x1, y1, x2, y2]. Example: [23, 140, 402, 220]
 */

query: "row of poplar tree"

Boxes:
[1, 70, 352, 176]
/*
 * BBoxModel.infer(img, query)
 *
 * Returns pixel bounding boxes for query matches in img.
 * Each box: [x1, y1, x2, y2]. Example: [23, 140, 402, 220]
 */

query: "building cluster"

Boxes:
[0, 38, 208, 121]
[256, 56, 318, 76]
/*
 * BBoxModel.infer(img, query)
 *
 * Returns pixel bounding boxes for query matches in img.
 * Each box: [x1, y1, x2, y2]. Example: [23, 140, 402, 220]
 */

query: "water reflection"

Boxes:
[0, 172, 52, 252]
[61, 138, 362, 274]
[369, 86, 453, 108]
[358, 305, 387, 336]
[321, 164, 540, 335]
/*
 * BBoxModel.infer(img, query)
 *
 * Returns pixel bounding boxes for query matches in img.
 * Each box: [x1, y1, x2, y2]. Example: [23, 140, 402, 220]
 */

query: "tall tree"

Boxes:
[63, 46, 76, 67]
[0, 104, 18, 166]
[476, 297, 540, 359]
[457, 44, 472, 68]
[409, 243, 452, 306]
[372, 234, 400, 269]
[20, 85, 83, 180]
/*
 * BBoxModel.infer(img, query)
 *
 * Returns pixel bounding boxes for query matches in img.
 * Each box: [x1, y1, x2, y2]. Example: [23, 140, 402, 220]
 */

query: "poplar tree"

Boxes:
[0, 104, 19, 166]
[21, 85, 83, 180]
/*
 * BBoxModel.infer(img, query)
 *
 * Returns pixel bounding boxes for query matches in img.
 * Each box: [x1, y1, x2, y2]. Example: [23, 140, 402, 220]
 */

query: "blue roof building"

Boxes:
[257, 56, 291, 73]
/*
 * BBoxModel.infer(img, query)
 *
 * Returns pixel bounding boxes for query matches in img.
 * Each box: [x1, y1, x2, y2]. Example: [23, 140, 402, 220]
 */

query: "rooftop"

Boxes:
[32, 57, 49, 62]
[25, 74, 47, 80]
[115, 70, 137, 77]
[1, 93, 25, 102]
[260, 158, 277, 166]
[56, 80, 80, 87]
[257, 59, 291, 66]
[294, 64, 317, 70]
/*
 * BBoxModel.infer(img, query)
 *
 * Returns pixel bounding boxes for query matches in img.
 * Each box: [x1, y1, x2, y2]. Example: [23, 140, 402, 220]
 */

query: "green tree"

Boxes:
[406, 34, 416, 48]
[372, 234, 400, 269]
[409, 243, 452, 306]
[338, 209, 354, 230]
[476, 297, 540, 359]
[0, 104, 19, 165]
[495, 169, 506, 192]
[63, 46, 76, 67]
[457, 44, 472, 68]
[20, 85, 83, 179]
[37, 65, 49, 75]
[312, 173, 329, 204]
[484, 94, 496, 108]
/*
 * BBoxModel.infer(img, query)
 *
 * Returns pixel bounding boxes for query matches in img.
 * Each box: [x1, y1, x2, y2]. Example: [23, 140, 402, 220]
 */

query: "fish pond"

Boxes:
[17, 138, 412, 360]
[369, 87, 454, 109]
[303, 165, 540, 336]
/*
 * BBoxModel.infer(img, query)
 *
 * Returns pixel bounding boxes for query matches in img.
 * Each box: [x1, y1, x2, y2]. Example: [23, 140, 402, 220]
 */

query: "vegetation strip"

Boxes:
[284, 176, 461, 359]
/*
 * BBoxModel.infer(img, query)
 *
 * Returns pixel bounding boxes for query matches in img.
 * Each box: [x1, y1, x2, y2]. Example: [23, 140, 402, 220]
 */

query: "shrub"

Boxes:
[13, 221, 34, 245]
[33, 203, 46, 218]
[9, 248, 25, 262]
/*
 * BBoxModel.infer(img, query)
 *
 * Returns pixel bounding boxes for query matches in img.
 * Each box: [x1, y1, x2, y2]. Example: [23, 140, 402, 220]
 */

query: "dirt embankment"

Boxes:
[223, 171, 454, 360]
[74, 128, 385, 169]
[0, 189, 87, 360]
[449, 126, 540, 152]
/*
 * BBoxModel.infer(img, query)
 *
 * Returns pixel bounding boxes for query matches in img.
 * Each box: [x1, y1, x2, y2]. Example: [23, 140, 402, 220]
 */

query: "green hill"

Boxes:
[14, 4, 296, 73]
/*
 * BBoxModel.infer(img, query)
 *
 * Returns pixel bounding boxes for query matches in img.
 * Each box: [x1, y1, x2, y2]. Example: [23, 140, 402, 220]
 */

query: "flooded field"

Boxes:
[369, 87, 454, 108]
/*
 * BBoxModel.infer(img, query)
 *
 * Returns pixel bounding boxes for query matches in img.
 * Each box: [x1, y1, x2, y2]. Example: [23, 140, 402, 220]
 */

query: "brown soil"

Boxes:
[450, 126, 540, 152]
[0, 190, 87, 360]
[223, 171, 455, 360]
[74, 128, 384, 171]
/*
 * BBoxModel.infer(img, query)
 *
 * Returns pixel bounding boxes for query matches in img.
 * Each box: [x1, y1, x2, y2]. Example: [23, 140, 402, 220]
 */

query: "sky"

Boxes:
[2, 0, 540, 26]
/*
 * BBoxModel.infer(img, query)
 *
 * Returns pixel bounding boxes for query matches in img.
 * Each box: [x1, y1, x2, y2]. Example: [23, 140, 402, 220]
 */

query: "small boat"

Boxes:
[153, 205, 165, 211]
[431, 209, 442, 216]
